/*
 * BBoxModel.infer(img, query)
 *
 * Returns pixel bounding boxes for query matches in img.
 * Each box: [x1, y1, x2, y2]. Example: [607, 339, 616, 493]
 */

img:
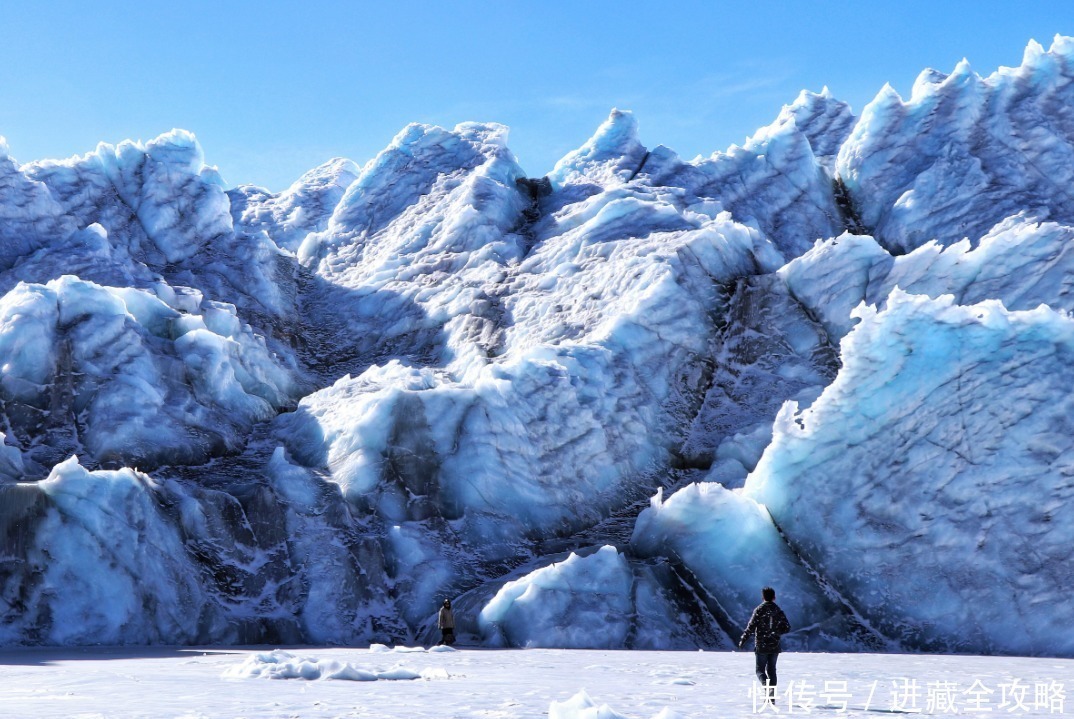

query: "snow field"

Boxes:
[1, 647, 1073, 719]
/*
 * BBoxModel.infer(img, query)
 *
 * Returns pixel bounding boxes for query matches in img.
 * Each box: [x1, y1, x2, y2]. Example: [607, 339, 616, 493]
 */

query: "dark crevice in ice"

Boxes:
[625, 150, 651, 182]
[514, 176, 553, 256]
[833, 176, 869, 236]
[763, 506, 895, 652]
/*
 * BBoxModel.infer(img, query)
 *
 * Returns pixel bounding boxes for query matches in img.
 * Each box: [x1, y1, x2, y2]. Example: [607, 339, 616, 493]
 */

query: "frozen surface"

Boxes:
[1, 647, 1073, 719]
[369, 643, 457, 654]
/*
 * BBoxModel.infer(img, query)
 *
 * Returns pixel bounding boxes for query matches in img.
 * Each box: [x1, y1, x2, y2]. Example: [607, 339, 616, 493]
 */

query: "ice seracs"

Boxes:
[1, 36, 1074, 654]
[0, 276, 296, 471]
[229, 157, 361, 254]
[837, 35, 1074, 253]
[549, 108, 649, 189]
[274, 207, 780, 629]
[779, 214, 1074, 344]
[0, 137, 77, 272]
[777, 87, 857, 171]
[24, 129, 233, 266]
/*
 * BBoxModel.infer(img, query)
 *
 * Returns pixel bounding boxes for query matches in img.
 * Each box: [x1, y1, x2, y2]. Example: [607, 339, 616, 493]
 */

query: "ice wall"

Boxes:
[631, 484, 884, 651]
[0, 36, 1073, 653]
[746, 291, 1074, 655]
[0, 458, 216, 645]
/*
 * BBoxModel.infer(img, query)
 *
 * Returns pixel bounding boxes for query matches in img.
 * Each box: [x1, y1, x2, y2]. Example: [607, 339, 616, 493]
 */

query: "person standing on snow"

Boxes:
[438, 599, 456, 646]
[738, 586, 791, 704]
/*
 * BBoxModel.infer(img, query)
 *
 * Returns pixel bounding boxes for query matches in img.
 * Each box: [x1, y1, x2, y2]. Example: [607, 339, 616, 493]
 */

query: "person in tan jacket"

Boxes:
[438, 599, 456, 646]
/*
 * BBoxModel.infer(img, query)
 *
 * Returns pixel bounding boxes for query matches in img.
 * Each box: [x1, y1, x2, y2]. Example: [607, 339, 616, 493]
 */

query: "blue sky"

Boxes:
[0, 1, 1071, 191]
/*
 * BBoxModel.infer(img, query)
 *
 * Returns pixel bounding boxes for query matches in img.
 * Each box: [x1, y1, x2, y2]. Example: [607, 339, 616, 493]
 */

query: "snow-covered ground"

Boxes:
[1, 646, 1072, 719]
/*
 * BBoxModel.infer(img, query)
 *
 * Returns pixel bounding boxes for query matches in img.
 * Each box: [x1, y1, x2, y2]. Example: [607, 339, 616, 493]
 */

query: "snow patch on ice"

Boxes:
[223, 649, 449, 681]
[369, 643, 455, 653]
[548, 690, 684, 719]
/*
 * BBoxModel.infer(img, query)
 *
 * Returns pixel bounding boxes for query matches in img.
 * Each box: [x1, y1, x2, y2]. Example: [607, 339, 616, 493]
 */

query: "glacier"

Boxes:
[2, 35, 1074, 656]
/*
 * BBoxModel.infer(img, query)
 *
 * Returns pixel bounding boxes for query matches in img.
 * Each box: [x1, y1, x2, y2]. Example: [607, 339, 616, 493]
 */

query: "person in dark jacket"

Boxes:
[438, 599, 456, 646]
[738, 586, 791, 703]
